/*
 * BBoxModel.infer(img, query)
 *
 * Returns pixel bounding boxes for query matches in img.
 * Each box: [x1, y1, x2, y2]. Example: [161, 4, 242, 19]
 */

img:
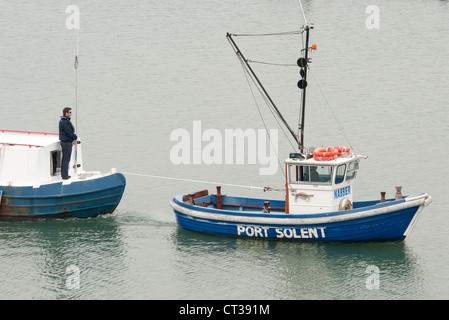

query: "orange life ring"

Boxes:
[313, 155, 336, 161]
[313, 147, 338, 161]
[334, 146, 351, 156]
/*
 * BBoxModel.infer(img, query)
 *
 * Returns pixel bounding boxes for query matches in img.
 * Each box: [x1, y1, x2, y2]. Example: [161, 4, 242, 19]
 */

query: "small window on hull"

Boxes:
[51, 150, 61, 176]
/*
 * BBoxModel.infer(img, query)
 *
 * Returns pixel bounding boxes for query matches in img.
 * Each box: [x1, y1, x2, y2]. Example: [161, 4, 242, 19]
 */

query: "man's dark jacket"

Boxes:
[59, 116, 78, 142]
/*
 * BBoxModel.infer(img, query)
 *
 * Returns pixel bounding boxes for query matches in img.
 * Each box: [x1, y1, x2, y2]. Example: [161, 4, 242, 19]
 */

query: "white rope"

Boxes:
[121, 171, 284, 192]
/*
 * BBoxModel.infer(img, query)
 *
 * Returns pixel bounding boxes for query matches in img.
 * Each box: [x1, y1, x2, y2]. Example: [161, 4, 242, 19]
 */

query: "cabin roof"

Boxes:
[0, 130, 59, 148]
[285, 154, 364, 166]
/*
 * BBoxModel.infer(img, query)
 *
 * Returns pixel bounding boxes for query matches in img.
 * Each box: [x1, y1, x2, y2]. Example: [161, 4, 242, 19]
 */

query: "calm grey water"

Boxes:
[1, 0, 448, 300]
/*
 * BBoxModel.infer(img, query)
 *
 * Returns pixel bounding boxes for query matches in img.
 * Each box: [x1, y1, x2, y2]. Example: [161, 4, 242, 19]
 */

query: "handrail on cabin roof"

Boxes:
[0, 129, 58, 136]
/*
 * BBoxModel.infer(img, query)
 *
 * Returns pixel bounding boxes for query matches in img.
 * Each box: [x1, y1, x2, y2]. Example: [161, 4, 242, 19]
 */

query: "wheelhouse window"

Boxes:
[335, 164, 346, 184]
[288, 165, 333, 185]
[346, 161, 359, 181]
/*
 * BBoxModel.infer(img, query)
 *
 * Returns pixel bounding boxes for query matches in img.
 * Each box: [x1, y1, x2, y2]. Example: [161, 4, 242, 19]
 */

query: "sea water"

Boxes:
[1, 0, 448, 300]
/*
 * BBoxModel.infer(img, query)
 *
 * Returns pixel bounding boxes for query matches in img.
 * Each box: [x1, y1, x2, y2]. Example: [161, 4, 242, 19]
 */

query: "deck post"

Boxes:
[263, 201, 270, 213]
[216, 186, 222, 209]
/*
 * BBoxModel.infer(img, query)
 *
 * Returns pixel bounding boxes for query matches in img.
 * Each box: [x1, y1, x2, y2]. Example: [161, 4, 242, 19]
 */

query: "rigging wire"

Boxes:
[226, 37, 297, 153]
[237, 55, 297, 152]
[230, 22, 354, 153]
[247, 59, 296, 67]
[230, 30, 303, 37]
[234, 55, 355, 154]
[308, 68, 354, 152]
[227, 34, 303, 150]
[298, 0, 308, 25]
[226, 35, 299, 153]
[236, 53, 287, 179]
[121, 172, 284, 192]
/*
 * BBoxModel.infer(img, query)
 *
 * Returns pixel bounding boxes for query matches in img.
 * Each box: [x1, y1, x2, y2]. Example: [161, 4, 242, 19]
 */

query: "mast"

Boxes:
[74, 32, 79, 132]
[73, 32, 79, 174]
[297, 24, 313, 153]
[297, 0, 314, 153]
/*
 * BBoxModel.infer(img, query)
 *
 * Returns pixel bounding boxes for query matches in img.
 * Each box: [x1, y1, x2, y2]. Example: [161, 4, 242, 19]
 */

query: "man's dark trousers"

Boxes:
[60, 141, 73, 178]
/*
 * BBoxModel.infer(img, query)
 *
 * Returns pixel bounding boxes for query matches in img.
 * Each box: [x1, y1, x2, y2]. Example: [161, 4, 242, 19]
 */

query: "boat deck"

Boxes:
[177, 192, 387, 215]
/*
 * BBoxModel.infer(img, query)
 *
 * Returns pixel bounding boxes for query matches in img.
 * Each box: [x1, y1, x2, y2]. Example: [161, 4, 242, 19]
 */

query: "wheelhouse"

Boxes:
[285, 153, 363, 214]
[0, 130, 83, 187]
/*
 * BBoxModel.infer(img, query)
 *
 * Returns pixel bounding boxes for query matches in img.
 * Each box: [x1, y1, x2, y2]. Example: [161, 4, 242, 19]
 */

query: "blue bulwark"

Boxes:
[0, 173, 126, 218]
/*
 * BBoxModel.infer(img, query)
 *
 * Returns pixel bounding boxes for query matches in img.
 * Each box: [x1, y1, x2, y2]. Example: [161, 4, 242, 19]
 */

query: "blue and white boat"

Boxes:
[170, 15, 432, 241]
[170, 160, 432, 241]
[0, 129, 126, 219]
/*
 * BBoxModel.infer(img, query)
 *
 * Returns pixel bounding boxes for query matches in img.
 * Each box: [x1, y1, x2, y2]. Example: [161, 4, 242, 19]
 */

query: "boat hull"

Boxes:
[170, 193, 432, 242]
[0, 173, 126, 219]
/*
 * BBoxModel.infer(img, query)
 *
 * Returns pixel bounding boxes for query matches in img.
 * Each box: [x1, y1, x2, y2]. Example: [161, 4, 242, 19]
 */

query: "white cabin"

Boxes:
[285, 152, 364, 214]
[0, 130, 84, 187]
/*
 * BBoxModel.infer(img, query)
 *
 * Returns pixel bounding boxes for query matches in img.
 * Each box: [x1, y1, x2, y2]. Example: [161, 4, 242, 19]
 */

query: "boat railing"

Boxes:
[0, 129, 58, 136]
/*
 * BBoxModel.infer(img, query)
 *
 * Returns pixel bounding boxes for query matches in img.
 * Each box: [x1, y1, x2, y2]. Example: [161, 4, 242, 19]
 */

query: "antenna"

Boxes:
[74, 31, 79, 132]
[298, 0, 308, 25]
[73, 31, 80, 175]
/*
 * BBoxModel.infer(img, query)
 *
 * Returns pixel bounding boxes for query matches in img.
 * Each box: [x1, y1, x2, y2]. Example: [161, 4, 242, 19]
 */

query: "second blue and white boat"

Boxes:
[0, 129, 126, 219]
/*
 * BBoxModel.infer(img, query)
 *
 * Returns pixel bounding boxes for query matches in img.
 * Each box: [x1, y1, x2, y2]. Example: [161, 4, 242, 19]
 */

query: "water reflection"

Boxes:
[0, 216, 126, 299]
[170, 228, 423, 299]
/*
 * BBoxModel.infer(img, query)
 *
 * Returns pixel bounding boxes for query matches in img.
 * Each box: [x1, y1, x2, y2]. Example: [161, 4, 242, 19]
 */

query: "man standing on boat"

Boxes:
[59, 107, 78, 180]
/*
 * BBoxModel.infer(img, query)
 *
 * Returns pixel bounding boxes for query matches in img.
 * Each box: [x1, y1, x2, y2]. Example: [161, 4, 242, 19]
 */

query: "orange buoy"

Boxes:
[313, 155, 337, 161]
[334, 146, 351, 156]
[313, 147, 338, 161]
